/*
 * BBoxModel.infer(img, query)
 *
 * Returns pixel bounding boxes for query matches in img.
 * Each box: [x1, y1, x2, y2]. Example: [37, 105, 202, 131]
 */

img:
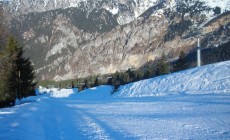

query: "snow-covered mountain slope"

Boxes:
[115, 60, 230, 97]
[0, 61, 230, 140]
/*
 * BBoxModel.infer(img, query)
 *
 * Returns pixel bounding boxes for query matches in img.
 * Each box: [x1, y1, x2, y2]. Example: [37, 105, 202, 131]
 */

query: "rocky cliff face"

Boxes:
[2, 0, 230, 81]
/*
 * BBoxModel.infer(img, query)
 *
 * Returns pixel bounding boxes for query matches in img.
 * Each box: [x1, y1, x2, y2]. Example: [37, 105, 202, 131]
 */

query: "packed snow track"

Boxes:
[0, 94, 230, 139]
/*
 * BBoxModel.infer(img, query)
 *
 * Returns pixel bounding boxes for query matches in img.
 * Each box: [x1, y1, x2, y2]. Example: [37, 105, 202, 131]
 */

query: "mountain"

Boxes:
[2, 0, 230, 81]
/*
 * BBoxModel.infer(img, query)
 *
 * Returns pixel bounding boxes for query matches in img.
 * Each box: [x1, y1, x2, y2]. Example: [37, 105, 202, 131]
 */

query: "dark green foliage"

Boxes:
[0, 37, 36, 105]
[71, 81, 75, 88]
[202, 42, 230, 64]
[84, 79, 89, 89]
[0, 54, 17, 102]
[173, 51, 189, 72]
[213, 7, 221, 15]
[6, 37, 36, 99]
[156, 61, 170, 76]
[156, 53, 170, 76]
[172, 41, 230, 72]
[94, 78, 99, 87]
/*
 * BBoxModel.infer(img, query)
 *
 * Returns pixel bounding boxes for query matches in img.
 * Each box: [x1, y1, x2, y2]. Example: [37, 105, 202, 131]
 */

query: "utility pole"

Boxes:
[197, 38, 201, 67]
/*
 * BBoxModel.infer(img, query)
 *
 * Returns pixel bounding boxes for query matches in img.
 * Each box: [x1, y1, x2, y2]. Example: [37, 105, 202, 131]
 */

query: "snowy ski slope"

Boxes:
[115, 61, 230, 97]
[0, 61, 230, 139]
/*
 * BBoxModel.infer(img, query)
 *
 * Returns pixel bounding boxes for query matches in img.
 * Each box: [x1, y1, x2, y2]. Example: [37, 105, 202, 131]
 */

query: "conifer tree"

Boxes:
[0, 54, 17, 102]
[156, 53, 170, 76]
[4, 37, 36, 100]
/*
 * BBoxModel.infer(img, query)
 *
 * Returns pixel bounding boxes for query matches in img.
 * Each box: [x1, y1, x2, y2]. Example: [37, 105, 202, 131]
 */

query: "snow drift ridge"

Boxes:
[114, 61, 230, 97]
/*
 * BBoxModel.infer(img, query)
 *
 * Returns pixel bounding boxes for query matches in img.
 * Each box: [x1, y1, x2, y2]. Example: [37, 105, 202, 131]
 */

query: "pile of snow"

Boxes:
[50, 88, 78, 98]
[34, 85, 113, 100]
[36, 87, 78, 98]
[114, 61, 230, 97]
[76, 85, 113, 100]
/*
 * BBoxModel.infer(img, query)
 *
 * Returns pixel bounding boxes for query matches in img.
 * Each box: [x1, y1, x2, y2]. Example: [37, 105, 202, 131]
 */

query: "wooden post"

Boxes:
[18, 71, 21, 103]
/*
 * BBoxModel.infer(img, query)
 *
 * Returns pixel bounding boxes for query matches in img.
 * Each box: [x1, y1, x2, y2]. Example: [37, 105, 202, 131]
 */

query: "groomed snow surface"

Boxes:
[0, 61, 230, 140]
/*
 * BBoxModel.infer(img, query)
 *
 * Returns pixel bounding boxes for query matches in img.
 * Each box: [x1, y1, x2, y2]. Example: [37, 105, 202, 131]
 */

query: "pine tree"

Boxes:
[0, 54, 17, 103]
[4, 37, 36, 100]
[156, 53, 170, 76]
[173, 51, 187, 72]
[94, 78, 99, 87]
[71, 81, 75, 88]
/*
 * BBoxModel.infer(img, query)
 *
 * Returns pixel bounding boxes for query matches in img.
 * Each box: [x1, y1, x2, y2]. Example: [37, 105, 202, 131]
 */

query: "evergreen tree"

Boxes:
[4, 37, 36, 101]
[173, 51, 188, 72]
[0, 54, 17, 103]
[213, 7, 221, 15]
[94, 77, 99, 87]
[156, 53, 170, 76]
[71, 81, 74, 88]
[84, 79, 88, 89]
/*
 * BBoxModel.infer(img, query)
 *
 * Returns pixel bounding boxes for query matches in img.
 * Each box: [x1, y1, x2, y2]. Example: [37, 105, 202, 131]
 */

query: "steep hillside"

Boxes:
[2, 0, 230, 80]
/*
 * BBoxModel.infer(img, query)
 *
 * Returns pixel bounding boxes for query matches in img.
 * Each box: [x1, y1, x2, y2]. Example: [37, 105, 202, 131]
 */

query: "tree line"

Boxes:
[38, 53, 171, 93]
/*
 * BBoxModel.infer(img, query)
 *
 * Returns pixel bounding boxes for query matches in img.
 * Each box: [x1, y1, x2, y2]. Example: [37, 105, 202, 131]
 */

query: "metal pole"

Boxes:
[197, 38, 201, 67]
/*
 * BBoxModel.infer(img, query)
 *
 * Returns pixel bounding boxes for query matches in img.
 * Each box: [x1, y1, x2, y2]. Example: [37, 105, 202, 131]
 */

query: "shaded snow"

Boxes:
[0, 61, 230, 139]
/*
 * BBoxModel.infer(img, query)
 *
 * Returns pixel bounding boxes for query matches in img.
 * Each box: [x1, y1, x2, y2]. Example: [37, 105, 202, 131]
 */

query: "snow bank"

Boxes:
[76, 85, 113, 100]
[115, 61, 230, 97]
[51, 88, 78, 98]
[36, 88, 78, 98]
[34, 86, 113, 100]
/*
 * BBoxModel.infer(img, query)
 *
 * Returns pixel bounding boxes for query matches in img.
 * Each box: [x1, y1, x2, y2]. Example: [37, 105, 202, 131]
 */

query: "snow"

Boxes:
[104, 6, 119, 15]
[200, 0, 230, 12]
[115, 61, 230, 97]
[0, 61, 230, 139]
